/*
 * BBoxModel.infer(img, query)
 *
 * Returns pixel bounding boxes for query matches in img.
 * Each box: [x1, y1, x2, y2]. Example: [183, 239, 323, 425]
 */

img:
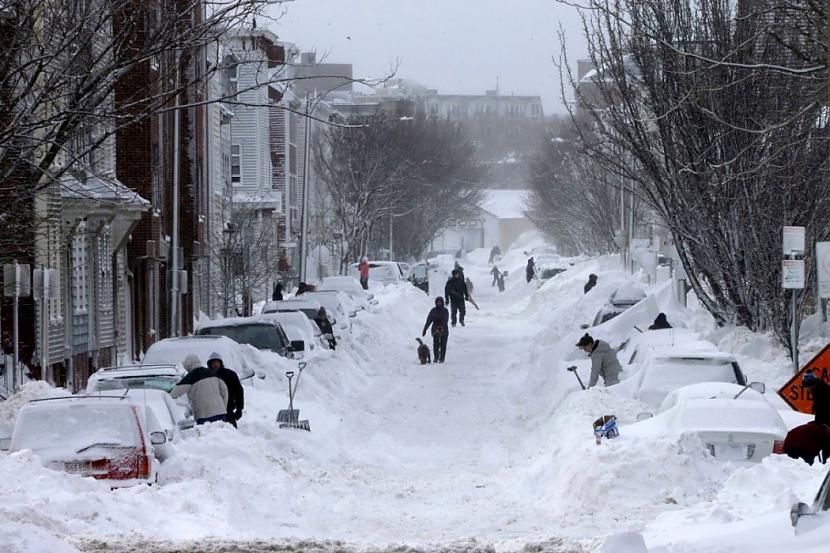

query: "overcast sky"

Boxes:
[272, 0, 587, 114]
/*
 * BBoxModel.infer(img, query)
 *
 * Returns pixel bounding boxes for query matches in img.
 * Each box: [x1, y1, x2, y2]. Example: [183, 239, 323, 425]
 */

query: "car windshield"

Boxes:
[643, 358, 740, 395]
[91, 376, 179, 393]
[14, 403, 139, 453]
[198, 323, 286, 351]
[275, 308, 318, 320]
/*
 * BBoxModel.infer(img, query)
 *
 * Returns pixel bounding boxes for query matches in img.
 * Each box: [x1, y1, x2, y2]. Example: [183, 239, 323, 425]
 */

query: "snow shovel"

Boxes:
[278, 363, 310, 431]
[566, 365, 586, 390]
[467, 296, 480, 310]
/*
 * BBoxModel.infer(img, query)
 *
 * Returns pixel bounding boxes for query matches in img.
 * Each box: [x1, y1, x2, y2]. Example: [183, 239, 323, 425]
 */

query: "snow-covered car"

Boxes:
[302, 290, 357, 333]
[397, 262, 412, 279]
[348, 261, 404, 285]
[124, 388, 191, 455]
[317, 276, 375, 309]
[258, 312, 321, 353]
[633, 382, 785, 462]
[195, 317, 296, 359]
[593, 284, 648, 326]
[86, 364, 185, 395]
[8, 396, 166, 486]
[262, 298, 332, 324]
[792, 466, 830, 534]
[141, 335, 256, 380]
[617, 328, 708, 368]
[408, 262, 430, 293]
[621, 348, 748, 408]
[535, 255, 569, 281]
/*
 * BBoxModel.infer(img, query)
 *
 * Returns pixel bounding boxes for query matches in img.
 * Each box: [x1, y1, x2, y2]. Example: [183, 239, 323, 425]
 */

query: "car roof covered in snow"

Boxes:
[668, 397, 787, 436]
[645, 347, 738, 363]
[659, 382, 765, 413]
[89, 364, 182, 380]
[611, 283, 647, 305]
[262, 299, 322, 313]
[195, 317, 283, 330]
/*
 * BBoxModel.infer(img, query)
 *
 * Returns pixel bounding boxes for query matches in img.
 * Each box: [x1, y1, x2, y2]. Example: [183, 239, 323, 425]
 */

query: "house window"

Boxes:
[71, 225, 89, 315]
[228, 63, 238, 94]
[231, 144, 241, 185]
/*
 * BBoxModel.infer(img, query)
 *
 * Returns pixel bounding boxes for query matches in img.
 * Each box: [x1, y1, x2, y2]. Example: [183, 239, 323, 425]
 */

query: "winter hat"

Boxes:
[207, 352, 224, 366]
[576, 333, 594, 348]
[803, 371, 820, 387]
[589, 274, 597, 280]
[182, 354, 202, 372]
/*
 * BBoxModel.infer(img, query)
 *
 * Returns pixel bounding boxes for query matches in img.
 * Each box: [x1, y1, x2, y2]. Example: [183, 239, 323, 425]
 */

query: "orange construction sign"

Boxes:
[778, 342, 830, 413]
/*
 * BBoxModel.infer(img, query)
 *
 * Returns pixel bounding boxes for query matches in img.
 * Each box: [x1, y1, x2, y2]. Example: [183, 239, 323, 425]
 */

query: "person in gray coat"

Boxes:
[576, 333, 622, 388]
[170, 354, 229, 424]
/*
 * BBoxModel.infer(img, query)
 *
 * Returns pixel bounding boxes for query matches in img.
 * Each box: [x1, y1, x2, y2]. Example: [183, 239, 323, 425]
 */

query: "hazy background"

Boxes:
[272, 0, 587, 114]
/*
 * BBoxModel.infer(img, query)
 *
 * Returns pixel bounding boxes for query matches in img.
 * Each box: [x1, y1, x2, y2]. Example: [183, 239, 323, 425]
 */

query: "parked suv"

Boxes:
[195, 317, 296, 359]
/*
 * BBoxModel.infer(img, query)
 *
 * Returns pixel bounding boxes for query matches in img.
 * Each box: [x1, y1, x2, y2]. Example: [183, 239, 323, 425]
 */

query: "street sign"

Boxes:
[817, 242, 830, 298]
[783, 259, 805, 289]
[783, 226, 806, 255]
[3, 264, 31, 297]
[778, 342, 830, 413]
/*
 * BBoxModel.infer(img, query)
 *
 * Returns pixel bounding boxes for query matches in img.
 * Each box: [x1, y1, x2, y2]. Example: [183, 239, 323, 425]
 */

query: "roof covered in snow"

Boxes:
[479, 189, 530, 220]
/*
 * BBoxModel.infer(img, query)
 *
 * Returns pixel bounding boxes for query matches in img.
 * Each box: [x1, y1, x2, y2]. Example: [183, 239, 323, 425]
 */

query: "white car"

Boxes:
[124, 388, 192, 448]
[258, 312, 321, 354]
[317, 276, 375, 310]
[303, 290, 357, 333]
[792, 467, 830, 534]
[633, 382, 786, 463]
[262, 298, 330, 323]
[86, 364, 185, 395]
[618, 328, 708, 368]
[348, 261, 404, 286]
[621, 348, 747, 408]
[7, 396, 166, 486]
[141, 335, 256, 380]
[593, 284, 647, 326]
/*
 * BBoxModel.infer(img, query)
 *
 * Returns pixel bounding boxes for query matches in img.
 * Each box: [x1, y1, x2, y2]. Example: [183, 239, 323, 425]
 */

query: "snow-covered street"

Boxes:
[3, 245, 830, 553]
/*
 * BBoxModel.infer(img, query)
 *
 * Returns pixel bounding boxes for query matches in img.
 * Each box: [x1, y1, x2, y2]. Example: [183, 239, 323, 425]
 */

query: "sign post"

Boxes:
[816, 242, 830, 322]
[3, 262, 31, 391]
[783, 226, 806, 373]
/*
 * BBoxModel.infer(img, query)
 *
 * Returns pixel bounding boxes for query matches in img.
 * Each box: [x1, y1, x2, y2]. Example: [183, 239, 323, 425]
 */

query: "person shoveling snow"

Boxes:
[576, 333, 622, 388]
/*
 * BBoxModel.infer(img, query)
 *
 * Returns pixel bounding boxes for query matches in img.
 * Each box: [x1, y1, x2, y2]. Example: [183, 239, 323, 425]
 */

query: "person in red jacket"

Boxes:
[783, 421, 830, 465]
[358, 257, 370, 290]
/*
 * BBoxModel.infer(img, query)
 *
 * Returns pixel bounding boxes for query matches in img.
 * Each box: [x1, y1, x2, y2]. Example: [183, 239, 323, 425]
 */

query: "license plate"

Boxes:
[64, 462, 91, 472]
[717, 443, 751, 461]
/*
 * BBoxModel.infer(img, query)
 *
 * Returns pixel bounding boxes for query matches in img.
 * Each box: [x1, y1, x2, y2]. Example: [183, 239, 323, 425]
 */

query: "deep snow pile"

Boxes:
[1, 234, 829, 553]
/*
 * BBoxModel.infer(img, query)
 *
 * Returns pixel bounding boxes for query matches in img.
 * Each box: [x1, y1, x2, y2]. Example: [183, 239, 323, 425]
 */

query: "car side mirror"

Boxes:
[636, 412, 653, 422]
[150, 431, 168, 445]
[177, 419, 195, 431]
[291, 340, 306, 352]
[791, 501, 812, 527]
[0, 437, 11, 452]
[256, 372, 266, 380]
[749, 382, 766, 394]
[580, 323, 590, 330]
[241, 367, 255, 380]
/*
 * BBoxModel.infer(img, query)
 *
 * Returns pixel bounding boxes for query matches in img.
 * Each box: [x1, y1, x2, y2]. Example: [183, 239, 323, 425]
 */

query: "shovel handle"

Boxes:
[285, 371, 295, 379]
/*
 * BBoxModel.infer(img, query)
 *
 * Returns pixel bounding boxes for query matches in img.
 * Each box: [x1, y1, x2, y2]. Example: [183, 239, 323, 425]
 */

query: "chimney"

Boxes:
[577, 59, 594, 80]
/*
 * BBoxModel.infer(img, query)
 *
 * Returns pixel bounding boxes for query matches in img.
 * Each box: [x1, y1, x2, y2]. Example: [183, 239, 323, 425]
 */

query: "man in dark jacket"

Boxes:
[488, 246, 501, 264]
[272, 281, 284, 301]
[491, 265, 500, 287]
[207, 352, 244, 428]
[444, 270, 470, 327]
[584, 274, 598, 294]
[648, 313, 672, 330]
[803, 370, 830, 426]
[526, 258, 536, 283]
[422, 297, 450, 363]
[315, 308, 337, 350]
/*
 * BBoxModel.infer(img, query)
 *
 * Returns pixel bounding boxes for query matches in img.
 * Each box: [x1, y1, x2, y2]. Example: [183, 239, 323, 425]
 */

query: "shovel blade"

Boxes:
[279, 420, 311, 432]
[276, 409, 300, 423]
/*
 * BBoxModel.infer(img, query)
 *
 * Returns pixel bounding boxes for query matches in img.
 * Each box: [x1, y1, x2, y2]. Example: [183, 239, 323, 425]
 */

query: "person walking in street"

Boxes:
[526, 257, 536, 283]
[576, 333, 622, 388]
[496, 270, 506, 293]
[272, 281, 284, 301]
[359, 257, 370, 290]
[445, 269, 470, 327]
[488, 245, 501, 264]
[491, 265, 500, 287]
[584, 274, 598, 294]
[803, 371, 830, 426]
[422, 297, 450, 363]
[315, 307, 337, 350]
[171, 354, 229, 425]
[648, 313, 672, 330]
[207, 352, 244, 428]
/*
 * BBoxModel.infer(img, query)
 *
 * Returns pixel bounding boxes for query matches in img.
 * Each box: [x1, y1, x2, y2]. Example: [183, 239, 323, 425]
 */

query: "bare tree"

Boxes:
[563, 0, 830, 354]
[313, 112, 484, 267]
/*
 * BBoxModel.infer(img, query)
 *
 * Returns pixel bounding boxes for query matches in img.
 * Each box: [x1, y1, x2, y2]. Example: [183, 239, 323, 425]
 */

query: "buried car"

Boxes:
[195, 317, 296, 359]
[792, 466, 830, 534]
[631, 382, 786, 463]
[7, 396, 166, 486]
[317, 276, 376, 310]
[141, 335, 256, 381]
[258, 311, 322, 353]
[593, 283, 648, 326]
[86, 364, 185, 395]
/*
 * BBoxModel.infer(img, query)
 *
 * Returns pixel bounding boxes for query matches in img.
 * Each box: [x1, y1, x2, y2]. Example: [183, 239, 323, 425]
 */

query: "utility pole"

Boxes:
[169, 50, 181, 337]
[298, 100, 312, 282]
